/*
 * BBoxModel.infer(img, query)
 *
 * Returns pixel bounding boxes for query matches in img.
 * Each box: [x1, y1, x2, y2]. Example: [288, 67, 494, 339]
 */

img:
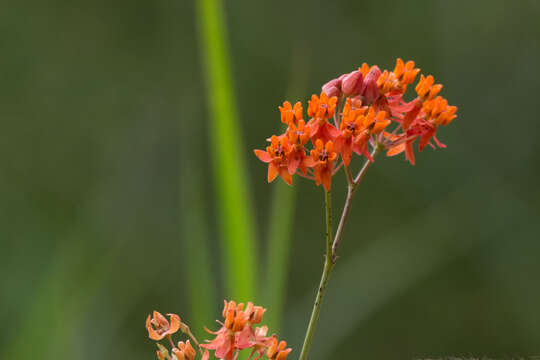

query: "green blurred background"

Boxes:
[2, 0, 540, 359]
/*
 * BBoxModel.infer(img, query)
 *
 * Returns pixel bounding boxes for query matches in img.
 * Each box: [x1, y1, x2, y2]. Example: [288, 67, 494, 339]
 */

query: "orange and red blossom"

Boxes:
[334, 98, 367, 166]
[305, 140, 337, 192]
[307, 92, 340, 143]
[279, 101, 303, 126]
[254, 57, 457, 186]
[386, 95, 457, 165]
[415, 74, 443, 101]
[285, 120, 311, 174]
[254, 135, 293, 185]
[378, 58, 420, 94]
[146, 311, 181, 341]
[202, 301, 268, 360]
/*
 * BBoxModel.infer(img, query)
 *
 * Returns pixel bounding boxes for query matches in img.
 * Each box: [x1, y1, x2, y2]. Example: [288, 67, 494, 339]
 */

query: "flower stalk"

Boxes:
[298, 190, 335, 360]
[298, 147, 380, 360]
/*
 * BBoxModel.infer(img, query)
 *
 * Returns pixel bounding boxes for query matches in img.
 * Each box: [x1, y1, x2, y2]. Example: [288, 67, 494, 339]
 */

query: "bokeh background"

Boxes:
[2, 1, 540, 359]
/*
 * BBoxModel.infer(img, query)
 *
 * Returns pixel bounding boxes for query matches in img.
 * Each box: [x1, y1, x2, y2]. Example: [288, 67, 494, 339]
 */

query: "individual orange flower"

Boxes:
[279, 101, 303, 126]
[349, 107, 390, 162]
[202, 301, 267, 360]
[392, 58, 420, 88]
[358, 62, 372, 77]
[334, 98, 366, 166]
[386, 96, 457, 165]
[415, 74, 443, 101]
[377, 69, 400, 95]
[285, 120, 311, 174]
[146, 311, 181, 341]
[378, 59, 419, 95]
[266, 337, 292, 360]
[307, 92, 340, 143]
[305, 140, 337, 192]
[422, 96, 458, 126]
[172, 340, 197, 360]
[254, 135, 293, 185]
[307, 92, 337, 119]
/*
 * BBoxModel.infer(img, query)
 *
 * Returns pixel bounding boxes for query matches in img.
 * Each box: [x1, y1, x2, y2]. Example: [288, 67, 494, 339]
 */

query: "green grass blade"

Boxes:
[196, 0, 256, 302]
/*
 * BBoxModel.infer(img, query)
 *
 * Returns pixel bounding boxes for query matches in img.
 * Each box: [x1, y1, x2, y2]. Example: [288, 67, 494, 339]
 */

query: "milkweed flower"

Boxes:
[254, 57, 457, 187]
[202, 301, 268, 360]
[146, 311, 181, 341]
[254, 135, 294, 185]
[307, 92, 340, 143]
[279, 101, 303, 126]
[305, 140, 337, 192]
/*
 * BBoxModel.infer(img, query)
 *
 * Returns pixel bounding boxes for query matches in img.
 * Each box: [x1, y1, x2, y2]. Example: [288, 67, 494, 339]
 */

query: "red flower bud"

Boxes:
[360, 66, 381, 103]
[342, 70, 363, 95]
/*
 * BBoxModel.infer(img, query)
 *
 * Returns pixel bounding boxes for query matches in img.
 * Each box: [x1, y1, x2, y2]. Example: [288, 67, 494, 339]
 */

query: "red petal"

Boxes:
[287, 155, 301, 175]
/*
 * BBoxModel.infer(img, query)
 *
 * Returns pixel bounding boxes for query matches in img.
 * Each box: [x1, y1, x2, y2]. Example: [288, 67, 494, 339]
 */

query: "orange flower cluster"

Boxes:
[254, 58, 458, 190]
[146, 301, 291, 360]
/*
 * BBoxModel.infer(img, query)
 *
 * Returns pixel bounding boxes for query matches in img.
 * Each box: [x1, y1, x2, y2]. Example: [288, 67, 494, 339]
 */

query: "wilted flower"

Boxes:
[146, 311, 181, 341]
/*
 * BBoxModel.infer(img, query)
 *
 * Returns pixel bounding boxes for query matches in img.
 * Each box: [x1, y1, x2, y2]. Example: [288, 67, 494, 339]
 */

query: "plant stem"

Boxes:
[298, 146, 381, 360]
[331, 146, 381, 261]
[331, 183, 355, 263]
[298, 190, 334, 360]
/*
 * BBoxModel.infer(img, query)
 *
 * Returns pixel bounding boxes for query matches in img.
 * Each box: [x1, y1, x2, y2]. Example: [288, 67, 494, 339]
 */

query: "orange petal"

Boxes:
[254, 149, 272, 163]
[268, 162, 279, 183]
[279, 166, 293, 185]
[322, 170, 331, 192]
[146, 314, 165, 340]
[167, 313, 181, 334]
[387, 143, 405, 156]
[405, 141, 416, 165]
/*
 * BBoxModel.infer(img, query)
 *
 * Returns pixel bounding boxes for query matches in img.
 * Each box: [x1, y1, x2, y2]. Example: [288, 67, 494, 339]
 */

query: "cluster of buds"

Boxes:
[146, 301, 291, 360]
[254, 58, 458, 190]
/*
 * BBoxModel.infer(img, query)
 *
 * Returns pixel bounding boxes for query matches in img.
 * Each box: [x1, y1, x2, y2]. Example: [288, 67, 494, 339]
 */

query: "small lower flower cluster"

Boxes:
[254, 58, 458, 191]
[146, 301, 291, 360]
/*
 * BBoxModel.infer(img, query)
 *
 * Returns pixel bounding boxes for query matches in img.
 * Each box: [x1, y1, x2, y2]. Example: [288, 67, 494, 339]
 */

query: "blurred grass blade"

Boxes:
[196, 0, 256, 302]
[263, 181, 296, 330]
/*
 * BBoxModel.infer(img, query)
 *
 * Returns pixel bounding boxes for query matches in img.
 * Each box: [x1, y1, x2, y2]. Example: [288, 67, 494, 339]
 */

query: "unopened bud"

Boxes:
[360, 66, 381, 103]
[342, 70, 363, 95]
[321, 78, 342, 98]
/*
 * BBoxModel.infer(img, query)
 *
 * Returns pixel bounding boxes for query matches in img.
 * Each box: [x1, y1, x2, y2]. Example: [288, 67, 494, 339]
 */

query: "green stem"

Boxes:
[298, 147, 381, 360]
[298, 190, 334, 360]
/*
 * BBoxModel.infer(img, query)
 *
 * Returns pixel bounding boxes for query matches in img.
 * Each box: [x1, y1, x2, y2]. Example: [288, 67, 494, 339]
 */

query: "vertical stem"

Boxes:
[298, 190, 334, 360]
[298, 147, 381, 360]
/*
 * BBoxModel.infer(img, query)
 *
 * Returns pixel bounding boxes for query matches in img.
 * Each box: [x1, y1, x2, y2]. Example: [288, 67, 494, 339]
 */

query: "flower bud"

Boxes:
[342, 70, 363, 95]
[321, 78, 342, 98]
[360, 66, 381, 103]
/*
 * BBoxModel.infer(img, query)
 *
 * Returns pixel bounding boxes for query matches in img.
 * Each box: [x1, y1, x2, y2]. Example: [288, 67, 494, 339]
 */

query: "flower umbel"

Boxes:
[254, 57, 458, 185]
